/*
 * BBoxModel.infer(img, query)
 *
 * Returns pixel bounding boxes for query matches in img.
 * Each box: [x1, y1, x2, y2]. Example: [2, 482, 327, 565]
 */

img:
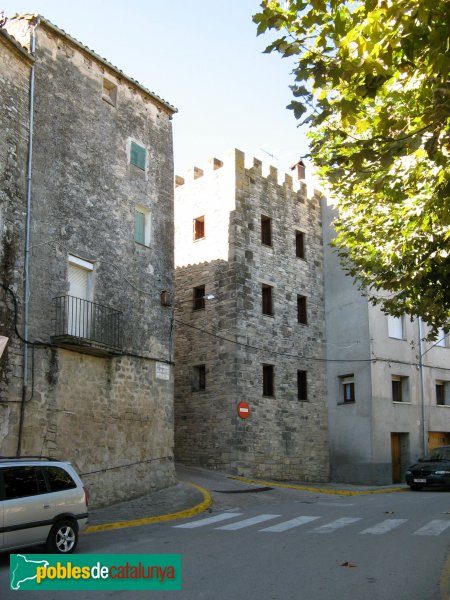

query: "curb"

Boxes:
[229, 476, 408, 496]
[84, 481, 212, 534]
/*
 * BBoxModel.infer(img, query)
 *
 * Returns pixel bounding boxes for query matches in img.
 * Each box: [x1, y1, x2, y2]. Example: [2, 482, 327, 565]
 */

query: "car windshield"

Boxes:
[427, 447, 450, 461]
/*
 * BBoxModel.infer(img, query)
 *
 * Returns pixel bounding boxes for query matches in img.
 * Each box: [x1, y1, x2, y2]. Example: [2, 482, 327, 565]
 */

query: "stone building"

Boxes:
[174, 149, 329, 481]
[322, 198, 450, 485]
[0, 14, 177, 506]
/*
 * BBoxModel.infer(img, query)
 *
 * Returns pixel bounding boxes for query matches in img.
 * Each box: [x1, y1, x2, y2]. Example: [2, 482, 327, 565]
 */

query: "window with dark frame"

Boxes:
[193, 216, 205, 241]
[298, 370, 308, 401]
[295, 231, 305, 259]
[340, 375, 355, 403]
[192, 365, 206, 391]
[392, 378, 402, 402]
[297, 295, 307, 324]
[436, 382, 445, 406]
[263, 364, 274, 397]
[261, 215, 272, 246]
[193, 285, 206, 311]
[262, 284, 274, 316]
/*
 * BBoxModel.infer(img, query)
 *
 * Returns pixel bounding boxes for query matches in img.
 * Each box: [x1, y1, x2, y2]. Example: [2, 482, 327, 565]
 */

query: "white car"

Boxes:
[0, 457, 88, 553]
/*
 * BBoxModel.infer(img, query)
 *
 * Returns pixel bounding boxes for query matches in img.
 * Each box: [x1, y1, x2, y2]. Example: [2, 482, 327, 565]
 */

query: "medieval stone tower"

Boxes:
[174, 149, 329, 481]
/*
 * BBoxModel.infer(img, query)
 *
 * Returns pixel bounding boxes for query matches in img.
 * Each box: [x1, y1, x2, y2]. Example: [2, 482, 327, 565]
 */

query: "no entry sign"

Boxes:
[237, 401, 250, 419]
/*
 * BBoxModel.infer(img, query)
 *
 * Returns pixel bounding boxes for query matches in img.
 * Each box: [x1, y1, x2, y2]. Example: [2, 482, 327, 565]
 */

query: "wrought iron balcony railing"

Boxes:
[53, 296, 122, 351]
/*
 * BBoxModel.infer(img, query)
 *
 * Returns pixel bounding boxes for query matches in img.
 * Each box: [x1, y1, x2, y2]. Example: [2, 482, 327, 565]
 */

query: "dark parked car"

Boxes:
[405, 446, 450, 490]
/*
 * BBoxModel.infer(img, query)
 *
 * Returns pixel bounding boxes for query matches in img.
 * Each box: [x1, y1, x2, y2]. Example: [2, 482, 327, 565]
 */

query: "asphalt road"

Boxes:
[1, 466, 450, 600]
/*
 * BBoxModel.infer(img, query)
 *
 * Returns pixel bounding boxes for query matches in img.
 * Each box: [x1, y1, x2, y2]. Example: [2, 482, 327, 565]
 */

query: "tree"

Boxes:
[254, 0, 450, 337]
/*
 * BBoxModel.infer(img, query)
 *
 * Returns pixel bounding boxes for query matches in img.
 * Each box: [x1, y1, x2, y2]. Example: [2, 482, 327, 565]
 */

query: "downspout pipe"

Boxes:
[18, 18, 39, 457]
[417, 317, 427, 458]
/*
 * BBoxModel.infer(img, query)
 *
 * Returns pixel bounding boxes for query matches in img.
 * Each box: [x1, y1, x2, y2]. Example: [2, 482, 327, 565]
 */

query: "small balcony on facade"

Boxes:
[51, 296, 123, 356]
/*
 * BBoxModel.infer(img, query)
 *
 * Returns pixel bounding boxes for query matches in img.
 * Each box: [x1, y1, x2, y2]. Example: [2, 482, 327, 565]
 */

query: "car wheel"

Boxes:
[46, 519, 78, 554]
[409, 485, 423, 491]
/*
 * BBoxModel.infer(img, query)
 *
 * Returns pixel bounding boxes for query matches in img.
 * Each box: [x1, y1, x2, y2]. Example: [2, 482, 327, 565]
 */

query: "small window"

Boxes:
[392, 375, 409, 403]
[340, 375, 355, 404]
[193, 216, 205, 241]
[436, 381, 450, 406]
[261, 216, 272, 246]
[192, 365, 206, 391]
[298, 370, 308, 401]
[263, 364, 274, 397]
[435, 327, 448, 348]
[45, 466, 77, 492]
[388, 315, 405, 339]
[134, 205, 151, 246]
[102, 78, 117, 106]
[193, 285, 206, 311]
[3, 466, 46, 500]
[130, 141, 146, 171]
[295, 231, 305, 259]
[297, 295, 307, 325]
[262, 284, 274, 316]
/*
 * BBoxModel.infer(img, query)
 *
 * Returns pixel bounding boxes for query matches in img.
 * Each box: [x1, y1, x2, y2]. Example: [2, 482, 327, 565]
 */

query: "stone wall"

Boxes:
[0, 29, 33, 453]
[0, 16, 176, 506]
[174, 149, 329, 482]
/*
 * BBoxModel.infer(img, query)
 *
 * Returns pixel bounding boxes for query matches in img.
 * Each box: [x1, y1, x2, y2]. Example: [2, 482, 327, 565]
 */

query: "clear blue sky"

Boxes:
[2, 1, 309, 177]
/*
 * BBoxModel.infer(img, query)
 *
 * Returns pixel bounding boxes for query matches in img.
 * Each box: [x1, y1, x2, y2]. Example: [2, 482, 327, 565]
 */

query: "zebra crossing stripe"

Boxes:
[360, 519, 408, 535]
[313, 517, 362, 533]
[414, 520, 450, 536]
[217, 514, 281, 531]
[174, 512, 243, 529]
[260, 515, 321, 532]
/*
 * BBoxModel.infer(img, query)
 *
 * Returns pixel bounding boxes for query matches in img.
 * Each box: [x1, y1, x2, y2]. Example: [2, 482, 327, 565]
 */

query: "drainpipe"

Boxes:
[17, 18, 39, 457]
[417, 317, 427, 457]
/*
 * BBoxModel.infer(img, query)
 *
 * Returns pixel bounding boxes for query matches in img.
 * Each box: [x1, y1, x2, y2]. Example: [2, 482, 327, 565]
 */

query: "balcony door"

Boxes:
[68, 256, 94, 338]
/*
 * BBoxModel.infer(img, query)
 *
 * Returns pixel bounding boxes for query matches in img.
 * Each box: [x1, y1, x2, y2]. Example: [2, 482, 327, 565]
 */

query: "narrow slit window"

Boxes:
[295, 231, 305, 259]
[297, 295, 307, 324]
[263, 364, 274, 397]
[262, 284, 273, 316]
[193, 285, 206, 311]
[261, 216, 272, 246]
[298, 370, 308, 401]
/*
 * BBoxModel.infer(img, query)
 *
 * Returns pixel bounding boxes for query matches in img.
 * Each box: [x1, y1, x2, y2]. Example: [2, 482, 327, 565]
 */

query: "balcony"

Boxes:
[52, 296, 123, 357]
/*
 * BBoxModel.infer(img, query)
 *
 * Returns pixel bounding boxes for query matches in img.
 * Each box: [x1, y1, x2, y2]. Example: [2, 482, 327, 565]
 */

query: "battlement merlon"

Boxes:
[174, 148, 324, 201]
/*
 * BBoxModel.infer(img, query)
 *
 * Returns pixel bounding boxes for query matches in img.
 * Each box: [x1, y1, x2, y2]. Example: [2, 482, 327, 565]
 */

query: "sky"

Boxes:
[1, 0, 309, 178]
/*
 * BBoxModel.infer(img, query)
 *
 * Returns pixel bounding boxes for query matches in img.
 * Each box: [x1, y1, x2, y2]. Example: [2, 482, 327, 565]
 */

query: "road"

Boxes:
[1, 466, 450, 600]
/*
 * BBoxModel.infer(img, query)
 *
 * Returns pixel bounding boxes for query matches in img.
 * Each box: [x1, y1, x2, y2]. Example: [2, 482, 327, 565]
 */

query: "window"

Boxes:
[340, 375, 355, 403]
[297, 295, 307, 325]
[193, 285, 206, 311]
[435, 327, 448, 348]
[392, 375, 409, 403]
[295, 231, 305, 259]
[134, 205, 151, 246]
[193, 216, 205, 241]
[45, 467, 77, 492]
[263, 364, 274, 397]
[298, 370, 308, 401]
[436, 381, 450, 406]
[261, 215, 272, 246]
[3, 466, 46, 500]
[262, 284, 273, 316]
[130, 141, 146, 171]
[192, 365, 206, 391]
[102, 78, 117, 106]
[388, 315, 405, 339]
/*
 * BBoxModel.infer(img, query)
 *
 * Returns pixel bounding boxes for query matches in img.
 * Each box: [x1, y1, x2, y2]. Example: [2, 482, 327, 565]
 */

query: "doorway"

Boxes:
[391, 432, 410, 484]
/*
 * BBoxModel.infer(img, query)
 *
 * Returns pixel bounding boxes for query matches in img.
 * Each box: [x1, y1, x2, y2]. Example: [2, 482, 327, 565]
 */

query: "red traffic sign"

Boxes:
[237, 401, 250, 419]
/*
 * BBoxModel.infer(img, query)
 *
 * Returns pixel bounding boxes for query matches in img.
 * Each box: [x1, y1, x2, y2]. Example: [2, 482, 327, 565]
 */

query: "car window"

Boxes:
[44, 466, 77, 492]
[429, 447, 450, 461]
[2, 466, 46, 500]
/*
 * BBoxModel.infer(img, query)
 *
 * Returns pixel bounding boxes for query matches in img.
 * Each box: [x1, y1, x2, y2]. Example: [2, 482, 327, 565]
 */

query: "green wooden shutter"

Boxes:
[130, 142, 146, 170]
[135, 210, 146, 244]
